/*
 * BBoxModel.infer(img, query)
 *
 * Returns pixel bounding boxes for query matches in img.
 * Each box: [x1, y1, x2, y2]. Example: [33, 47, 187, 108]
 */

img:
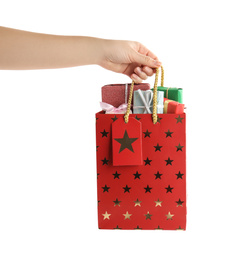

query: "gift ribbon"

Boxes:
[133, 89, 153, 114]
[125, 83, 128, 104]
[100, 102, 130, 114]
[166, 88, 169, 99]
[164, 99, 172, 113]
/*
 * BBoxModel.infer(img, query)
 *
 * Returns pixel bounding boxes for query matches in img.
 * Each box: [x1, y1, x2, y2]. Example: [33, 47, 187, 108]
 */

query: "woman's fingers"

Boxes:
[142, 66, 155, 77]
[131, 66, 156, 83]
[134, 67, 148, 80]
[131, 73, 143, 83]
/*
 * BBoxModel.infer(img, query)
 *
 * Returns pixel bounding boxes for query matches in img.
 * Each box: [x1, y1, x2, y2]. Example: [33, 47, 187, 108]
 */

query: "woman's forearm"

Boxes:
[0, 26, 103, 70]
[0, 26, 161, 83]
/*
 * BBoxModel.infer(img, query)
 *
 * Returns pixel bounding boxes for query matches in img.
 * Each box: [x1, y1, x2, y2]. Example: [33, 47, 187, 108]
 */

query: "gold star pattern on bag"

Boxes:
[134, 199, 142, 207]
[102, 211, 111, 220]
[166, 212, 174, 220]
[123, 211, 132, 220]
[155, 199, 163, 207]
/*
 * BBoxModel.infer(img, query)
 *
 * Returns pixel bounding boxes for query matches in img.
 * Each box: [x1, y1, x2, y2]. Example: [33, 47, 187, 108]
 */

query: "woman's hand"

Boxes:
[98, 39, 161, 83]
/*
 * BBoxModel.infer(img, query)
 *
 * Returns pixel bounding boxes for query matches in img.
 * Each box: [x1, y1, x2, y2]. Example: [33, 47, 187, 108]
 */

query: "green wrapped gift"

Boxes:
[151, 87, 183, 103]
[157, 86, 183, 104]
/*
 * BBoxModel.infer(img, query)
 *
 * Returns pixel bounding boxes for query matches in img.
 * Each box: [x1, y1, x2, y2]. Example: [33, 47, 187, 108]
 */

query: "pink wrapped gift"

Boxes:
[101, 83, 150, 107]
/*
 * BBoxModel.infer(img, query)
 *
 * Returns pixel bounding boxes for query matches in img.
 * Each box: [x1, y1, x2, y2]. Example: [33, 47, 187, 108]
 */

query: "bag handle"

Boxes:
[124, 66, 164, 124]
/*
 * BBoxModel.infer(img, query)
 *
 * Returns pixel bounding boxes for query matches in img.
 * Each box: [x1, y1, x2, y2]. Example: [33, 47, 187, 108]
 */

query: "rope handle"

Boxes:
[124, 66, 164, 124]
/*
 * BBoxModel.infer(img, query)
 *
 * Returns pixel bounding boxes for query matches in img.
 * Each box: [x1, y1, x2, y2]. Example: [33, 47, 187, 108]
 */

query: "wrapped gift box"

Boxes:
[164, 98, 185, 114]
[133, 89, 164, 114]
[157, 86, 183, 103]
[102, 83, 150, 108]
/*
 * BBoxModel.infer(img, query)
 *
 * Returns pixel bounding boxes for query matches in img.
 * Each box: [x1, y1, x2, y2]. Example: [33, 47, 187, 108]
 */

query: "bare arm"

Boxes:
[0, 26, 103, 70]
[0, 26, 161, 82]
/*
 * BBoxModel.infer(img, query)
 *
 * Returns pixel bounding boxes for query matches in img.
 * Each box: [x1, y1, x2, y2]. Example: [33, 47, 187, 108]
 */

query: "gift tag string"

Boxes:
[124, 66, 163, 124]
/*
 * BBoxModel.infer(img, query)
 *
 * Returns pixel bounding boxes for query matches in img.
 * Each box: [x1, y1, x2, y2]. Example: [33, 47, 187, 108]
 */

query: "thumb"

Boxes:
[132, 51, 161, 68]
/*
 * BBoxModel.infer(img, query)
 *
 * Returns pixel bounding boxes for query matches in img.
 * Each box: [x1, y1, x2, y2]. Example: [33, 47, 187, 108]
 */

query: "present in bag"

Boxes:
[157, 86, 183, 103]
[96, 67, 186, 230]
[133, 89, 164, 114]
[102, 83, 150, 108]
[164, 98, 185, 114]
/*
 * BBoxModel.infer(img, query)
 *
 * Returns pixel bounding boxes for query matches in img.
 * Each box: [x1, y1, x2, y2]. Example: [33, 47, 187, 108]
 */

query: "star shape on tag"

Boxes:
[114, 130, 138, 153]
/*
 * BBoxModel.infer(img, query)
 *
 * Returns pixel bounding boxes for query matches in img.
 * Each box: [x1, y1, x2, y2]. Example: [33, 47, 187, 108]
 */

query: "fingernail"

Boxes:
[151, 60, 161, 67]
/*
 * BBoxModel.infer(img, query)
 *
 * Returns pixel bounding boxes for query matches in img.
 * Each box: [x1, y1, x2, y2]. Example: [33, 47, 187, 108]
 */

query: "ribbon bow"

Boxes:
[100, 102, 132, 114]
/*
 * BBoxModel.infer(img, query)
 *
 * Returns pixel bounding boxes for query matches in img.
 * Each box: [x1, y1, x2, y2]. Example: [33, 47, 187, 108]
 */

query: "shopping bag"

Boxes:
[95, 67, 186, 230]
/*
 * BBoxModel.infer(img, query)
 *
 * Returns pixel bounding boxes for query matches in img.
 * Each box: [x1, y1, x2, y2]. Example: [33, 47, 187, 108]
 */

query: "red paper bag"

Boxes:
[95, 68, 186, 230]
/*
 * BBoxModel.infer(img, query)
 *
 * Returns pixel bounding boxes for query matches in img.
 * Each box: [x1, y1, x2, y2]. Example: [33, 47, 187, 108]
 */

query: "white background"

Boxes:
[0, 0, 230, 259]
